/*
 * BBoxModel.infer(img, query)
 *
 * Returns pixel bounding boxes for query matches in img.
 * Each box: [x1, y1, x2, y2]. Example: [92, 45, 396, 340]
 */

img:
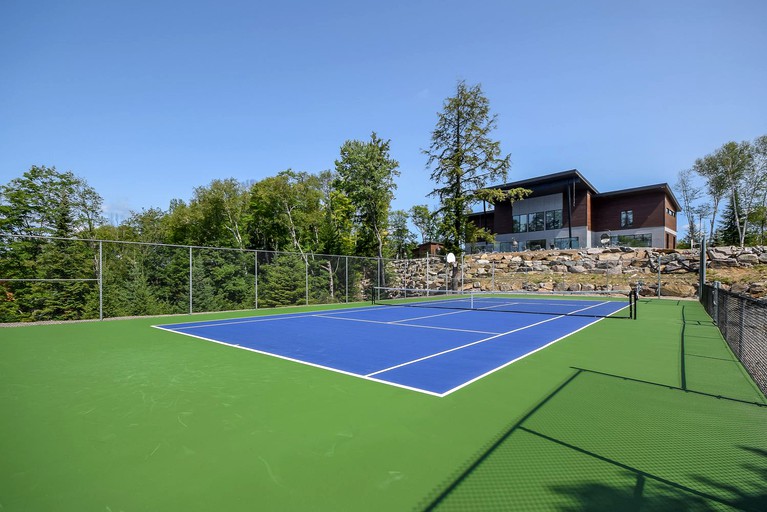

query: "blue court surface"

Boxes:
[154, 299, 629, 396]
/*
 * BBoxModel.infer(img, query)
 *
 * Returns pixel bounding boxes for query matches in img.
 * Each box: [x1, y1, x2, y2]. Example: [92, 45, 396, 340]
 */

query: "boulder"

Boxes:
[737, 253, 760, 265]
[730, 282, 749, 294]
[660, 283, 696, 297]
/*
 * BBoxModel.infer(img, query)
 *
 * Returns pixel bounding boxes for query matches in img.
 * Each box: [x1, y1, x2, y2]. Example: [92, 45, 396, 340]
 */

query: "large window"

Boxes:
[620, 210, 634, 228]
[554, 237, 579, 249]
[512, 214, 527, 233]
[610, 233, 651, 247]
[514, 209, 563, 232]
[545, 210, 562, 230]
[529, 212, 545, 232]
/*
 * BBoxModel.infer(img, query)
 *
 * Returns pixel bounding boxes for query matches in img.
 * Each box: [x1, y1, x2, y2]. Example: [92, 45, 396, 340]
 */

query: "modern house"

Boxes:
[468, 169, 681, 251]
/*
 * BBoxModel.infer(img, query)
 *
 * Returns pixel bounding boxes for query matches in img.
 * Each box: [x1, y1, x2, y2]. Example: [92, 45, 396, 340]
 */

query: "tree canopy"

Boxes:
[423, 80, 528, 253]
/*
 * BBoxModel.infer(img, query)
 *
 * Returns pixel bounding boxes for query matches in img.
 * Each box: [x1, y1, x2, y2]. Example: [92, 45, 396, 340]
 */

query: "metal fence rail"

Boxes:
[0, 234, 447, 323]
[700, 282, 767, 396]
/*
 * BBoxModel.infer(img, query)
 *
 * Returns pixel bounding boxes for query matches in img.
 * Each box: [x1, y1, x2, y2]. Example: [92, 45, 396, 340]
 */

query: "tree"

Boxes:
[388, 210, 416, 259]
[335, 132, 400, 259]
[410, 204, 440, 244]
[716, 194, 745, 246]
[0, 166, 104, 321]
[245, 170, 324, 257]
[674, 168, 704, 246]
[316, 170, 355, 256]
[717, 141, 756, 248]
[0, 165, 104, 237]
[423, 81, 527, 254]
[751, 135, 767, 244]
[693, 152, 729, 242]
[184, 179, 249, 248]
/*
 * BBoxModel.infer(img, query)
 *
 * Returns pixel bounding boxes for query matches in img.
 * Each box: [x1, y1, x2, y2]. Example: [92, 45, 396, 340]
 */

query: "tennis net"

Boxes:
[372, 287, 637, 319]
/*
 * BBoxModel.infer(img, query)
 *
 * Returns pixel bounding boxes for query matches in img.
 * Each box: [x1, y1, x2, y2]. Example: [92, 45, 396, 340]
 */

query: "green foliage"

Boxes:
[423, 81, 526, 253]
[258, 253, 307, 307]
[335, 132, 400, 259]
[692, 136, 767, 247]
[245, 170, 324, 254]
[409, 204, 440, 244]
[388, 210, 416, 259]
[0, 166, 103, 321]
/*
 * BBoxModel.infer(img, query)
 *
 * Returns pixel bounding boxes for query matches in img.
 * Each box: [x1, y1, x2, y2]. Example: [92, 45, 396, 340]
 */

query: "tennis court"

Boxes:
[155, 292, 633, 396]
[1, 295, 765, 511]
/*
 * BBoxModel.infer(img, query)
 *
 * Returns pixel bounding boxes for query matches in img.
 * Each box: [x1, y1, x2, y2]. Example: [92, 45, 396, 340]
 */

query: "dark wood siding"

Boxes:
[592, 190, 669, 231]
[665, 196, 678, 232]
[569, 187, 589, 228]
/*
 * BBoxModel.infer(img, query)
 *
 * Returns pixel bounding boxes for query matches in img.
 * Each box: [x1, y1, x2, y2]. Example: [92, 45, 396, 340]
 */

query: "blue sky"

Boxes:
[1, 0, 766, 232]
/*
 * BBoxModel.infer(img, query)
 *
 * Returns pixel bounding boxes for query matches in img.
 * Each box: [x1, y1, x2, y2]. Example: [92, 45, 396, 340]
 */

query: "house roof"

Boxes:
[492, 169, 600, 195]
[488, 169, 681, 212]
[595, 183, 682, 211]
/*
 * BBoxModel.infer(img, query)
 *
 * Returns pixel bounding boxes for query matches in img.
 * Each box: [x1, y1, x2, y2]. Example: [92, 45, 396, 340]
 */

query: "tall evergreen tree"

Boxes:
[423, 81, 527, 254]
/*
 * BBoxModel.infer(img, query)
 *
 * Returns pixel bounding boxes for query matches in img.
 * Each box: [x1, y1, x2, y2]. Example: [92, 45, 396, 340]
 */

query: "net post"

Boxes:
[631, 289, 637, 319]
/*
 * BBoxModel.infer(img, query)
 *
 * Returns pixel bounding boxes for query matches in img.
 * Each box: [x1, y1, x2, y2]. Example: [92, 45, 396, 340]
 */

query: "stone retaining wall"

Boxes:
[389, 246, 767, 299]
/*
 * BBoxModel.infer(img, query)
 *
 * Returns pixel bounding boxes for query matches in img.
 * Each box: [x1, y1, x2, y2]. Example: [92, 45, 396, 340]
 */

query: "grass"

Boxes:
[1, 299, 765, 511]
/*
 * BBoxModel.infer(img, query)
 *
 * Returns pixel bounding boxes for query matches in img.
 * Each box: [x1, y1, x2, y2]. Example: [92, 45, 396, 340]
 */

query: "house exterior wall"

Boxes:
[467, 171, 680, 250]
[591, 190, 667, 231]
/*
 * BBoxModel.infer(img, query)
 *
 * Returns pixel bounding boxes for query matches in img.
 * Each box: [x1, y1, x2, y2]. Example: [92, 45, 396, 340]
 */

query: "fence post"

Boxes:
[345, 256, 349, 304]
[305, 256, 309, 306]
[657, 254, 662, 298]
[98, 240, 103, 321]
[738, 301, 745, 358]
[461, 254, 465, 291]
[713, 281, 720, 326]
[254, 251, 258, 309]
[189, 246, 193, 315]
[492, 261, 495, 291]
[426, 256, 430, 296]
[699, 235, 706, 296]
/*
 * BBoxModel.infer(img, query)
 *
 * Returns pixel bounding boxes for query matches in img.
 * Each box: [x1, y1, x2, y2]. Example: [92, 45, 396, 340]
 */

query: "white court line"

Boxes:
[388, 308, 474, 323]
[151, 325, 443, 397]
[314, 314, 500, 335]
[153, 299, 629, 398]
[153, 305, 383, 330]
[438, 314, 611, 396]
[365, 301, 610, 378]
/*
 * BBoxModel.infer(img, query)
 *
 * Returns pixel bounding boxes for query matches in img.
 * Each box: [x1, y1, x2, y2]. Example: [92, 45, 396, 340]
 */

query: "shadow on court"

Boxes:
[420, 369, 767, 511]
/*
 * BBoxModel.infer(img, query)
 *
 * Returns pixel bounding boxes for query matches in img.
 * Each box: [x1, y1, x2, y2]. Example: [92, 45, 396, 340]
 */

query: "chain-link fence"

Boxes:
[0, 235, 393, 322]
[2, 234, 709, 323]
[700, 283, 767, 396]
